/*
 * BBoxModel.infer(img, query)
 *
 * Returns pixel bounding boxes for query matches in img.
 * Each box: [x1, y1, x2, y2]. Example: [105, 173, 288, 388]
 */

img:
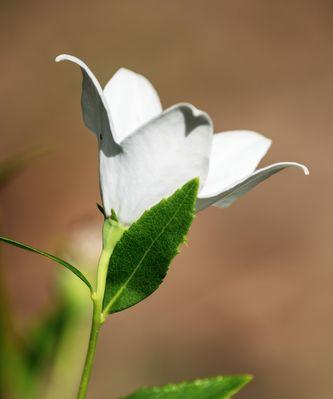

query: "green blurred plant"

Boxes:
[43, 217, 100, 399]
[0, 151, 95, 399]
[0, 149, 50, 398]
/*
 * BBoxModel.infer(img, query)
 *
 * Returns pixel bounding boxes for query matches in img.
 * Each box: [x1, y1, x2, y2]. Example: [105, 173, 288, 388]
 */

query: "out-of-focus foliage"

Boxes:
[0, 151, 93, 399]
[0, 149, 52, 399]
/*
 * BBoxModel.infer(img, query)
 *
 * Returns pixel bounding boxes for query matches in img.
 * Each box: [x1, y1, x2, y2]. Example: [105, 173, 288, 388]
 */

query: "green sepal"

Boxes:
[102, 178, 199, 315]
[120, 375, 252, 399]
[0, 237, 93, 293]
[110, 208, 119, 222]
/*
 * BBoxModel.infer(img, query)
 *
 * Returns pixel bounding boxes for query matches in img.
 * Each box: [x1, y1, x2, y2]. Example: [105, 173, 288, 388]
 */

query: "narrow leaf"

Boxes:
[0, 237, 93, 292]
[103, 178, 199, 314]
[121, 375, 252, 399]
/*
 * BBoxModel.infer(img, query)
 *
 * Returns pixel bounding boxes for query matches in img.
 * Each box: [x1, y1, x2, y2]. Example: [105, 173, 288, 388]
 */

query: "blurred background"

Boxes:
[0, 0, 331, 398]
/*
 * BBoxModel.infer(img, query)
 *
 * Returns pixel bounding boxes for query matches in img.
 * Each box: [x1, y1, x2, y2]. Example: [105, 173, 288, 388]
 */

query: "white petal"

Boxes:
[104, 68, 162, 143]
[196, 162, 309, 211]
[101, 103, 213, 225]
[55, 54, 120, 156]
[199, 130, 271, 197]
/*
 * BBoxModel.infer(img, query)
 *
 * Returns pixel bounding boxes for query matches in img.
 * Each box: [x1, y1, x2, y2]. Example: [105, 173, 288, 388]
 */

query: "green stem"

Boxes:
[76, 298, 102, 399]
[76, 219, 126, 399]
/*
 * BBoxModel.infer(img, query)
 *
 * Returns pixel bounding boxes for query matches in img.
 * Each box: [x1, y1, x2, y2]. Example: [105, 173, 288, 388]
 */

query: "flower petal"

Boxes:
[196, 162, 309, 211]
[199, 130, 271, 197]
[104, 68, 162, 143]
[55, 54, 120, 156]
[101, 103, 213, 225]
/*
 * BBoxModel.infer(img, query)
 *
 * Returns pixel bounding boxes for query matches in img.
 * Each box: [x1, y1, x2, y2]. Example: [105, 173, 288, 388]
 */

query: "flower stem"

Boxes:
[76, 219, 126, 399]
[76, 297, 101, 399]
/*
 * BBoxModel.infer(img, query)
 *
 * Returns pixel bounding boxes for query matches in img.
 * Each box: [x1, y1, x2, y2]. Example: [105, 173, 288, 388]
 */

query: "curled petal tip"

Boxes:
[54, 54, 80, 64]
[296, 163, 310, 175]
[55, 54, 65, 63]
[282, 162, 310, 175]
[276, 162, 309, 176]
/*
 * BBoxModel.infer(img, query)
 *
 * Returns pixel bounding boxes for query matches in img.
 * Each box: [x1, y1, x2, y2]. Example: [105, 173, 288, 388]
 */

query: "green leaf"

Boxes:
[0, 237, 93, 292]
[120, 375, 252, 399]
[103, 178, 199, 314]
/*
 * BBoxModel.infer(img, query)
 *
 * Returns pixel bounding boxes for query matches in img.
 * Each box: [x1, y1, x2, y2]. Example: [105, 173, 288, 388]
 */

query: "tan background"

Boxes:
[0, 0, 332, 398]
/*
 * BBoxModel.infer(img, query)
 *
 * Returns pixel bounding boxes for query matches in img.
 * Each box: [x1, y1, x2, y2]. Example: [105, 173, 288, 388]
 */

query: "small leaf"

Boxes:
[0, 237, 93, 292]
[103, 178, 199, 314]
[120, 375, 252, 399]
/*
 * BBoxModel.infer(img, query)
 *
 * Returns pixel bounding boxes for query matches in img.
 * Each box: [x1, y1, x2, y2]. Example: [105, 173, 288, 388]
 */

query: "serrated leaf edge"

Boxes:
[119, 374, 253, 399]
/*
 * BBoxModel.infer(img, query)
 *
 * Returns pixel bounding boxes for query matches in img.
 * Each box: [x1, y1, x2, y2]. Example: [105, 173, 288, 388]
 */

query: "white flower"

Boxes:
[56, 54, 308, 226]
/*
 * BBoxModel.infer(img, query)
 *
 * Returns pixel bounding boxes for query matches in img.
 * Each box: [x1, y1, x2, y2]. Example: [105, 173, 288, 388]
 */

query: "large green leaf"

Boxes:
[103, 178, 199, 314]
[120, 375, 252, 399]
[0, 237, 93, 292]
